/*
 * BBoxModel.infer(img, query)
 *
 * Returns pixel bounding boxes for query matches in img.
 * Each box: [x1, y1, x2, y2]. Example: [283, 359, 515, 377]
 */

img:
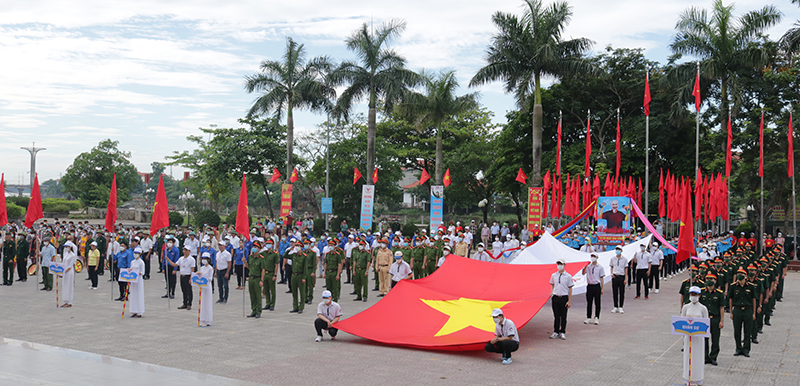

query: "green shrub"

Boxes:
[48, 204, 71, 213]
[313, 217, 326, 235]
[734, 221, 755, 236]
[7, 196, 29, 208]
[402, 223, 419, 237]
[42, 198, 80, 212]
[168, 211, 184, 227]
[6, 203, 24, 218]
[194, 209, 221, 228]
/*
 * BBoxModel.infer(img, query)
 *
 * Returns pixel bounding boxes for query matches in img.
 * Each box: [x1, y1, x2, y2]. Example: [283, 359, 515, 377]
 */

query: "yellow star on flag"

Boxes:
[420, 297, 511, 337]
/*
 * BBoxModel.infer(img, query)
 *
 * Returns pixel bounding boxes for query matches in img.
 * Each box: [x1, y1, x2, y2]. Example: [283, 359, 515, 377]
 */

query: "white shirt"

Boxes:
[230, 236, 241, 249]
[139, 237, 154, 253]
[389, 260, 412, 282]
[650, 249, 664, 266]
[474, 251, 491, 262]
[185, 238, 200, 256]
[177, 256, 196, 275]
[550, 271, 574, 296]
[344, 241, 357, 258]
[583, 263, 605, 285]
[609, 256, 628, 276]
[634, 251, 651, 270]
[317, 300, 343, 321]
[463, 232, 473, 245]
[216, 250, 232, 270]
[492, 241, 503, 254]
[681, 301, 709, 318]
[495, 318, 519, 343]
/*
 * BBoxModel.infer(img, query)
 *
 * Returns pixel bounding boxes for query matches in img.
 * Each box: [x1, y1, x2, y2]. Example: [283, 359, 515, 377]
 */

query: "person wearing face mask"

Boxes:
[257, 239, 280, 311]
[323, 239, 344, 302]
[350, 240, 371, 301]
[288, 239, 312, 314]
[127, 247, 145, 317]
[375, 239, 393, 296]
[113, 241, 134, 302]
[473, 242, 491, 263]
[609, 246, 627, 314]
[315, 290, 342, 342]
[303, 239, 318, 305]
[86, 241, 100, 289]
[425, 235, 440, 276]
[60, 241, 78, 308]
[198, 253, 214, 326]
[700, 273, 725, 366]
[485, 308, 519, 365]
[633, 244, 652, 300]
[277, 235, 290, 284]
[491, 237, 503, 263]
[343, 235, 357, 284]
[648, 242, 663, 294]
[437, 245, 452, 268]
[746, 264, 765, 345]
[729, 268, 756, 357]
[40, 236, 57, 291]
[582, 253, 605, 325]
[175, 246, 196, 310]
[389, 251, 413, 288]
[244, 241, 266, 318]
[15, 231, 29, 283]
[408, 236, 425, 280]
[162, 236, 180, 299]
[2, 232, 16, 286]
[106, 233, 120, 283]
[681, 286, 708, 384]
[679, 266, 704, 309]
[454, 234, 469, 257]
[549, 259, 573, 340]
[215, 240, 233, 305]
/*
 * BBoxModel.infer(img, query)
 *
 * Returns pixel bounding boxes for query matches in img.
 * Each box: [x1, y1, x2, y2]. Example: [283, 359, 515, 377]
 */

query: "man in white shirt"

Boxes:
[184, 232, 200, 258]
[438, 245, 451, 267]
[463, 228, 473, 248]
[473, 243, 491, 262]
[139, 234, 154, 280]
[315, 290, 342, 342]
[344, 235, 357, 284]
[174, 246, 196, 310]
[648, 242, 664, 294]
[106, 234, 120, 283]
[582, 253, 605, 324]
[485, 308, 519, 365]
[609, 246, 627, 314]
[215, 241, 232, 304]
[388, 251, 412, 289]
[633, 244, 652, 300]
[549, 259, 573, 340]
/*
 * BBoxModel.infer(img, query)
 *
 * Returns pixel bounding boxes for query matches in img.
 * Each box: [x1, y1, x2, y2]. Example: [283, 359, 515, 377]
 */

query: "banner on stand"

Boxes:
[430, 185, 444, 233]
[280, 184, 293, 217]
[360, 185, 374, 231]
[527, 187, 542, 232]
[596, 196, 630, 244]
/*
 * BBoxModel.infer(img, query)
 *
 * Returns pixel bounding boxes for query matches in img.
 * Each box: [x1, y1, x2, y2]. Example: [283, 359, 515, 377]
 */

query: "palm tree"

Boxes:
[779, 0, 800, 61]
[470, 0, 593, 187]
[399, 70, 479, 184]
[669, 0, 781, 129]
[331, 20, 422, 178]
[244, 37, 335, 178]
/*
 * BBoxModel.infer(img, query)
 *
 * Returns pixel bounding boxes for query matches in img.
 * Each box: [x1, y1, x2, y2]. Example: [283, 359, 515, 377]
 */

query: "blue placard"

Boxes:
[360, 185, 374, 231]
[671, 316, 710, 337]
[49, 263, 65, 275]
[191, 273, 209, 288]
[119, 270, 139, 282]
[321, 197, 333, 214]
[430, 185, 444, 232]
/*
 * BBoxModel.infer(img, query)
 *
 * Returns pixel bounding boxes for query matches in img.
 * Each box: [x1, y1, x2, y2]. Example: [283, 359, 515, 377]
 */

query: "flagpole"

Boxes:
[792, 110, 797, 262]
[645, 67, 650, 220]
[760, 110, 765, 256]
[325, 115, 331, 232]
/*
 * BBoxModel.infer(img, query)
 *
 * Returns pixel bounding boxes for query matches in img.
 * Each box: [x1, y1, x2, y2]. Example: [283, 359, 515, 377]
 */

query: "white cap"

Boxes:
[322, 290, 332, 298]
[689, 286, 702, 294]
[201, 252, 211, 258]
[394, 251, 403, 258]
[491, 308, 503, 317]
[133, 247, 142, 254]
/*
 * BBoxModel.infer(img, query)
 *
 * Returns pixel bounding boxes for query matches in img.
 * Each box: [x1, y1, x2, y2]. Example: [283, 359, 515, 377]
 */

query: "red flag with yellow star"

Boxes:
[333, 256, 586, 350]
[372, 167, 379, 184]
[443, 168, 451, 187]
[269, 167, 281, 183]
[149, 175, 169, 235]
[290, 167, 299, 183]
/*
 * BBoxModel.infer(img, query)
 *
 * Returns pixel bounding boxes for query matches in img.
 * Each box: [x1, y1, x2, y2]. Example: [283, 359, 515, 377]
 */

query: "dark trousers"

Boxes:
[167, 271, 176, 296]
[314, 318, 338, 337]
[143, 253, 151, 278]
[3, 258, 14, 284]
[42, 267, 52, 290]
[234, 264, 245, 286]
[611, 275, 625, 308]
[344, 258, 351, 282]
[285, 264, 293, 289]
[279, 256, 285, 282]
[16, 258, 26, 280]
[636, 269, 649, 297]
[551, 295, 568, 333]
[732, 306, 753, 354]
[180, 274, 193, 306]
[216, 270, 229, 301]
[485, 340, 519, 358]
[626, 265, 634, 286]
[705, 314, 721, 361]
[118, 280, 128, 299]
[648, 266, 660, 290]
[585, 283, 601, 319]
[88, 265, 98, 288]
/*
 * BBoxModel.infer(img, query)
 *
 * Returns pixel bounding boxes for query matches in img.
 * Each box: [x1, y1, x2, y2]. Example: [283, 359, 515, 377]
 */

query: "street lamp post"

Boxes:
[179, 191, 195, 226]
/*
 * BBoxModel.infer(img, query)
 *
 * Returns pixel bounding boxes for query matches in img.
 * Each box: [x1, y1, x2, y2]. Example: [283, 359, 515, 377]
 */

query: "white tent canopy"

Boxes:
[511, 231, 653, 294]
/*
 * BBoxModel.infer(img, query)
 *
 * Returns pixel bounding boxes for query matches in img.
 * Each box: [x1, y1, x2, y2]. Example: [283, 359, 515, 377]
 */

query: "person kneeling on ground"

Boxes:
[485, 308, 519, 365]
[315, 290, 342, 342]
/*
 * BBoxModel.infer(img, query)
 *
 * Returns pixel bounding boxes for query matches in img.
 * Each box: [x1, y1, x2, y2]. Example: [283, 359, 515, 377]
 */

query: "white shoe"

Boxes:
[550, 332, 559, 339]
[560, 333, 567, 340]
[315, 336, 322, 342]
[618, 308, 624, 314]
[584, 318, 592, 324]
[611, 307, 618, 313]
[594, 318, 599, 325]
[654, 289, 659, 294]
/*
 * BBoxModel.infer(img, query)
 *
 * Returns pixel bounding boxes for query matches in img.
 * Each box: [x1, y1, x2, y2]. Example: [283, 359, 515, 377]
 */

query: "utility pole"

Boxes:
[20, 142, 45, 188]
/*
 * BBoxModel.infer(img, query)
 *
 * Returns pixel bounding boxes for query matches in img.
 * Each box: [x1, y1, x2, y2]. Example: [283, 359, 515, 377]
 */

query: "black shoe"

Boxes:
[17, 278, 23, 281]
[705, 359, 712, 364]
[285, 290, 292, 293]
[350, 291, 357, 295]
[177, 305, 187, 309]
[98, 272, 104, 276]
[354, 298, 362, 301]
[41, 287, 48, 291]
[758, 329, 763, 334]
[372, 288, 378, 291]
[161, 294, 170, 298]
[107, 279, 113, 282]
[710, 360, 718, 366]
[157, 270, 163, 274]
[20, 279, 26, 282]
[217, 300, 224, 304]
[39, 281, 44, 284]
[254, 314, 261, 318]
[115, 297, 124, 301]
[298, 309, 303, 314]
[777, 298, 782, 302]
[378, 294, 384, 297]
[752, 339, 759, 344]
[363, 298, 367, 302]
[269, 306, 274, 311]
[143, 276, 150, 280]
[186, 306, 191, 311]
[290, 309, 299, 313]
[743, 353, 750, 357]
[247, 313, 256, 317]
[169, 295, 175, 299]
[733, 352, 741, 356]
[765, 322, 771, 326]
[344, 281, 351, 284]
[306, 300, 312, 304]
[262, 306, 269, 310]
[85, 278, 91, 280]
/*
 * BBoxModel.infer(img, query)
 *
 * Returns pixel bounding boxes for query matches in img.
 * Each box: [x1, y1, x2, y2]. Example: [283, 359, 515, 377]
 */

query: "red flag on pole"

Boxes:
[789, 112, 795, 177]
[585, 111, 591, 178]
[676, 179, 695, 264]
[603, 173, 612, 196]
[443, 169, 451, 187]
[353, 167, 362, 185]
[270, 167, 281, 183]
[637, 177, 643, 210]
[759, 112, 764, 177]
[726, 115, 733, 177]
[290, 167, 299, 183]
[556, 114, 562, 176]
[658, 169, 665, 218]
[644, 70, 651, 116]
[0, 174, 7, 227]
[615, 114, 621, 177]
[419, 169, 431, 185]
[24, 174, 43, 228]
[543, 171, 551, 218]
[695, 167, 703, 222]
[692, 65, 701, 112]
[236, 174, 250, 240]
[552, 175, 562, 218]
[149, 175, 169, 235]
[372, 167, 379, 184]
[593, 174, 600, 199]
[515, 168, 527, 184]
[105, 174, 117, 233]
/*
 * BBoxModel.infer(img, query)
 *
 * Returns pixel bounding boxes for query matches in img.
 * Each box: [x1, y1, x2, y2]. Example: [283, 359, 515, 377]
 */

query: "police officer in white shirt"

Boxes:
[473, 243, 491, 262]
[582, 253, 605, 325]
[484, 308, 519, 365]
[633, 244, 651, 300]
[388, 251, 412, 289]
[648, 242, 663, 294]
[549, 259, 573, 340]
[609, 246, 627, 314]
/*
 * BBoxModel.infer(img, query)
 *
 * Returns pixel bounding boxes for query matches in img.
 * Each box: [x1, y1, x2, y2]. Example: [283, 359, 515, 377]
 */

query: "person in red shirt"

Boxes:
[737, 233, 748, 247]
[764, 234, 775, 250]
[531, 224, 543, 242]
[747, 233, 758, 248]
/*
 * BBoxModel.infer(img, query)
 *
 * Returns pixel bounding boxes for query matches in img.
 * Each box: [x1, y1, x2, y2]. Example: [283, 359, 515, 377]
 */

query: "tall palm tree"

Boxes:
[331, 20, 422, 178]
[669, 0, 781, 129]
[779, 0, 800, 61]
[244, 37, 335, 178]
[470, 0, 593, 187]
[399, 70, 479, 184]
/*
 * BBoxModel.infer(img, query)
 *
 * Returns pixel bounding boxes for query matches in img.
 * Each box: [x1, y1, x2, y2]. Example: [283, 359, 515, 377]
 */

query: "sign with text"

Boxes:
[430, 185, 444, 233]
[595, 196, 630, 245]
[527, 187, 543, 232]
[321, 197, 333, 214]
[48, 262, 64, 275]
[360, 185, 375, 231]
[280, 184, 293, 218]
[671, 316, 710, 337]
[191, 272, 209, 288]
[118, 270, 139, 282]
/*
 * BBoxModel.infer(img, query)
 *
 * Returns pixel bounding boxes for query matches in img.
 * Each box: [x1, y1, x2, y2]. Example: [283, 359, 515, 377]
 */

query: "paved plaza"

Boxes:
[0, 268, 797, 385]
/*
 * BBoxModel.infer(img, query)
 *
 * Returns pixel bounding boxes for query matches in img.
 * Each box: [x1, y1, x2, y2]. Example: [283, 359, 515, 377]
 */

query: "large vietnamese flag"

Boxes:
[105, 174, 117, 233]
[150, 175, 169, 235]
[676, 179, 695, 264]
[24, 174, 43, 228]
[236, 174, 250, 240]
[334, 256, 586, 350]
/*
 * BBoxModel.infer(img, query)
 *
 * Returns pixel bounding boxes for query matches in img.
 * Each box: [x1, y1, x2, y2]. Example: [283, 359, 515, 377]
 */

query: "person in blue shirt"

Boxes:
[113, 240, 134, 301]
[233, 245, 246, 290]
[199, 242, 217, 267]
[162, 236, 180, 299]
[278, 236, 291, 284]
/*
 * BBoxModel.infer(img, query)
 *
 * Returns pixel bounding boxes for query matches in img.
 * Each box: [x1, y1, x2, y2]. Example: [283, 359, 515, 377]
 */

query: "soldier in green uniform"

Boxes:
[16, 232, 29, 282]
[289, 239, 310, 314]
[411, 236, 426, 279]
[399, 237, 414, 267]
[260, 239, 280, 311]
[747, 264, 764, 344]
[303, 239, 317, 304]
[763, 257, 778, 326]
[323, 239, 344, 302]
[701, 273, 725, 366]
[678, 266, 704, 309]
[426, 234, 442, 276]
[243, 240, 265, 318]
[3, 232, 17, 285]
[729, 268, 756, 357]
[351, 240, 371, 301]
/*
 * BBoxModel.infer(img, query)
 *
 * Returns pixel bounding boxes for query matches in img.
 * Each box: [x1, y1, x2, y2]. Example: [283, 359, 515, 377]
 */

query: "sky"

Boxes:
[0, 0, 798, 186]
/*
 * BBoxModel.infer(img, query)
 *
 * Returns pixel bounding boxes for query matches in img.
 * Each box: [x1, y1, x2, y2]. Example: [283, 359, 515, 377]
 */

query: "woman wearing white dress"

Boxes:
[198, 254, 214, 326]
[128, 247, 145, 318]
[681, 286, 709, 385]
[61, 240, 78, 308]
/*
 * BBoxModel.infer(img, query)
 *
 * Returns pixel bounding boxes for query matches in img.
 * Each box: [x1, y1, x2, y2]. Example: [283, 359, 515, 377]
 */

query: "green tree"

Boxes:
[779, 0, 800, 57]
[398, 69, 478, 184]
[61, 139, 140, 208]
[331, 20, 422, 181]
[470, 0, 594, 187]
[669, 0, 782, 130]
[167, 132, 233, 212]
[244, 37, 334, 178]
